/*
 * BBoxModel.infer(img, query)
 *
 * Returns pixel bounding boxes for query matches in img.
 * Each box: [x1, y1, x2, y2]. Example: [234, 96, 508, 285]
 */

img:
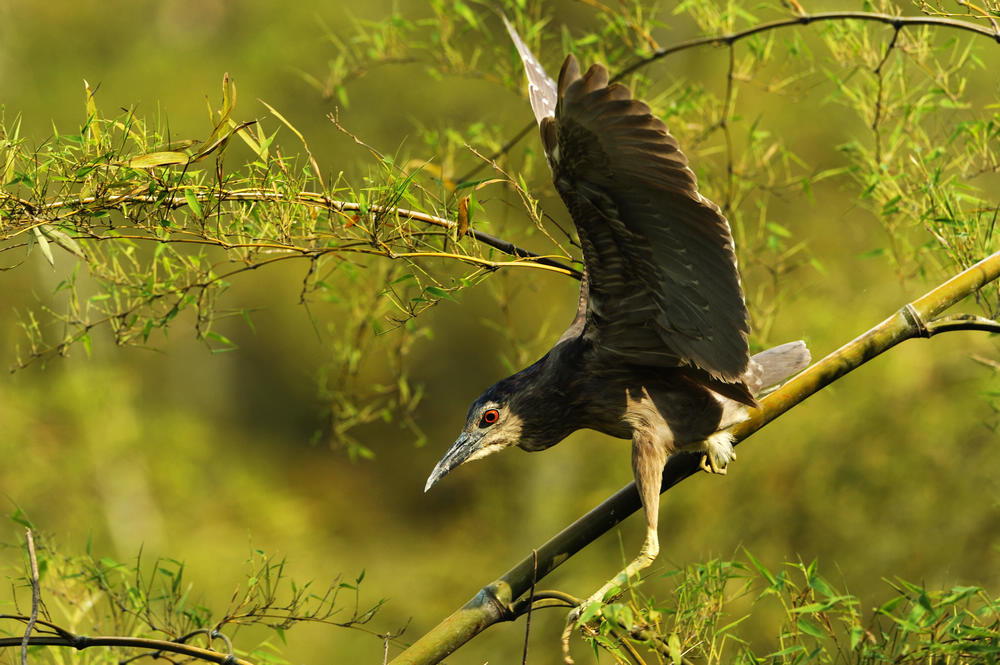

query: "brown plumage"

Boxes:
[425, 18, 810, 617]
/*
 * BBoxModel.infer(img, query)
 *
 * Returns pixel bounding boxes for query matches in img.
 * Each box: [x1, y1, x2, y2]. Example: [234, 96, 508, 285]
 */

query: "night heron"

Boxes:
[425, 17, 810, 623]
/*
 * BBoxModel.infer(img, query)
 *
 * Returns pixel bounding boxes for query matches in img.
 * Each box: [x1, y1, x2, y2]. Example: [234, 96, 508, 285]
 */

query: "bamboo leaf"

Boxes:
[38, 225, 85, 260]
[84, 79, 101, 147]
[127, 152, 190, 168]
[31, 227, 55, 268]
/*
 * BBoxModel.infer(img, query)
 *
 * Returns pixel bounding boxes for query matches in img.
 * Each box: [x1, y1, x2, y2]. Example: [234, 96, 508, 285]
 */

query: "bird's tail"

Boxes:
[744, 340, 811, 395]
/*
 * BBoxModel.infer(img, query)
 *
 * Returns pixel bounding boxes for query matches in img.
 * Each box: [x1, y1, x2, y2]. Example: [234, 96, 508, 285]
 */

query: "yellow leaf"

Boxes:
[457, 196, 470, 240]
[126, 152, 190, 168]
[84, 79, 101, 147]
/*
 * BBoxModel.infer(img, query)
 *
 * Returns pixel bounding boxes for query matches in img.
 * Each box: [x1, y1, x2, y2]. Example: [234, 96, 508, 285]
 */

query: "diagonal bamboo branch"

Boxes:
[389, 249, 1000, 665]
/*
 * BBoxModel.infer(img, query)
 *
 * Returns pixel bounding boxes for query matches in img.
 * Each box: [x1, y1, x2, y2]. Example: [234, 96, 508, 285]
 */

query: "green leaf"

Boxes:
[667, 632, 682, 665]
[425, 285, 457, 301]
[184, 189, 203, 218]
[10, 508, 33, 529]
[84, 79, 101, 146]
[744, 549, 778, 590]
[766, 221, 792, 238]
[576, 600, 603, 625]
[796, 618, 827, 639]
[204, 331, 236, 352]
[453, 0, 479, 28]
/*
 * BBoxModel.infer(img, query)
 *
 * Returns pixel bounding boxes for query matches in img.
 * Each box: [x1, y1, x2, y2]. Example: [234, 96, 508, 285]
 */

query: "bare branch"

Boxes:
[0, 625, 255, 665]
[613, 11, 1000, 82]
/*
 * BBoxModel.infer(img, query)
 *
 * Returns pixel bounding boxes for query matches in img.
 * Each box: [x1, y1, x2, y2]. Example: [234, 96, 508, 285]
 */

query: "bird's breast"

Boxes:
[581, 368, 726, 448]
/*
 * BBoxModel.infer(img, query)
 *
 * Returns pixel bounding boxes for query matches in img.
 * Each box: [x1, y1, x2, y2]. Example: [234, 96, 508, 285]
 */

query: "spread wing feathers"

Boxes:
[547, 54, 751, 383]
[502, 16, 557, 125]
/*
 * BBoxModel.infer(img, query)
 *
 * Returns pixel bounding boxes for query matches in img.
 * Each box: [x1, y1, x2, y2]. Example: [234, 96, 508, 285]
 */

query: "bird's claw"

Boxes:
[562, 606, 582, 664]
[699, 450, 733, 475]
[562, 600, 604, 664]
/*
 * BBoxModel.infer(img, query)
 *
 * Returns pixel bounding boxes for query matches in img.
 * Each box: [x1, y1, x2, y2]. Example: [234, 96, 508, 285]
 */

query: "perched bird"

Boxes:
[425, 18, 809, 607]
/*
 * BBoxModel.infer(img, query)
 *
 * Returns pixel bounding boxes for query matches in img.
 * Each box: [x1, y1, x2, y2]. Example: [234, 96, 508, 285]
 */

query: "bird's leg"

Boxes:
[561, 437, 666, 663]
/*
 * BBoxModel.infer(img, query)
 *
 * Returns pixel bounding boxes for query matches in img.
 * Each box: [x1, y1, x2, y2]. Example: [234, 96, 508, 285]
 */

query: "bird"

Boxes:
[425, 16, 810, 626]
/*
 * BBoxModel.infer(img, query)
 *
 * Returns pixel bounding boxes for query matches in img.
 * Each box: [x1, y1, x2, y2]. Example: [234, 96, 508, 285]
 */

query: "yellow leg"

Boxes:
[561, 526, 659, 663]
[563, 435, 666, 663]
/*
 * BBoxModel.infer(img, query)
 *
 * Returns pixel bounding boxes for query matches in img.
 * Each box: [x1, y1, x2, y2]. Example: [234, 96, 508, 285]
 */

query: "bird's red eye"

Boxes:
[481, 409, 500, 426]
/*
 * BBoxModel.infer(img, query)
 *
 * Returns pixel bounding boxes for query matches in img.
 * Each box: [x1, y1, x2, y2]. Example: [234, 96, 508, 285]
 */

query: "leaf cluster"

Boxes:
[577, 555, 1000, 664]
[1, 529, 388, 665]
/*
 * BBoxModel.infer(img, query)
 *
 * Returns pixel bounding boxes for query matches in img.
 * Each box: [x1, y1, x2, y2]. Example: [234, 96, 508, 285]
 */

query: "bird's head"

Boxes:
[424, 383, 526, 492]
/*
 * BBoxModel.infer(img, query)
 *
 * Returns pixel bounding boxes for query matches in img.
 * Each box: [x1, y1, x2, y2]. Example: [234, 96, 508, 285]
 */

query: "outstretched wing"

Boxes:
[548, 56, 750, 383]
[504, 22, 751, 390]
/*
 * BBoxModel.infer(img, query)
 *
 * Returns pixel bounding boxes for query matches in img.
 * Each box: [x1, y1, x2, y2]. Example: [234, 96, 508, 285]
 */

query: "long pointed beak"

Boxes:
[424, 432, 480, 492]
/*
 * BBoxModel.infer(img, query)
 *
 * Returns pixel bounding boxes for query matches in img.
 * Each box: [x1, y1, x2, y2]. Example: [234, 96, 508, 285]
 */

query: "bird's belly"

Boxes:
[609, 380, 725, 447]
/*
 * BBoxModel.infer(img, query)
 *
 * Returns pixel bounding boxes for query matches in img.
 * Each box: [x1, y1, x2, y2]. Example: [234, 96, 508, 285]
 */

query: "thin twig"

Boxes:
[612, 11, 1000, 82]
[520, 550, 538, 665]
[872, 27, 901, 166]
[0, 633, 255, 665]
[722, 44, 737, 215]
[21, 529, 39, 665]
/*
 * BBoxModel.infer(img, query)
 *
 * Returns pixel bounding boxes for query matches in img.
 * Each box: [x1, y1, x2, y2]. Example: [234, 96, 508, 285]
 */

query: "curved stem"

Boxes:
[0, 634, 251, 665]
[612, 11, 1000, 82]
[510, 590, 580, 617]
[926, 313, 1000, 335]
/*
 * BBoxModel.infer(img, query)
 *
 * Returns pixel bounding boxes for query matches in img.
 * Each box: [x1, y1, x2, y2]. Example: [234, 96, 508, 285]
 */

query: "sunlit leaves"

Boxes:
[580, 555, 1000, 664]
[5, 535, 387, 662]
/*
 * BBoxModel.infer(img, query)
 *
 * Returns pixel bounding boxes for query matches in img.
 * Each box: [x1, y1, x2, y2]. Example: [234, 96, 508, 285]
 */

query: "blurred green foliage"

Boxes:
[0, 0, 998, 662]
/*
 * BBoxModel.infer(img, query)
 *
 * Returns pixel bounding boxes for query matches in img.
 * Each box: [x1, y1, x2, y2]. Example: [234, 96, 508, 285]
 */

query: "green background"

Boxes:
[0, 1, 998, 662]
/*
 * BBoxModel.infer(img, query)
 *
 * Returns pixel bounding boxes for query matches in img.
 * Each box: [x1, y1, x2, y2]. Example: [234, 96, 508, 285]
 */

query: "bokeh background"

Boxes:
[0, 0, 998, 663]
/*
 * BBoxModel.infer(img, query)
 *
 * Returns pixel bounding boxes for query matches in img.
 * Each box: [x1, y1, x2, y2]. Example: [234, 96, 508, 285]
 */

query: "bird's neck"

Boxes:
[511, 337, 590, 452]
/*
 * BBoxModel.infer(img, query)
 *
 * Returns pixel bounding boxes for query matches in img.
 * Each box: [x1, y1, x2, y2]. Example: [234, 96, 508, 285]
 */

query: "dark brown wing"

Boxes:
[543, 55, 750, 387]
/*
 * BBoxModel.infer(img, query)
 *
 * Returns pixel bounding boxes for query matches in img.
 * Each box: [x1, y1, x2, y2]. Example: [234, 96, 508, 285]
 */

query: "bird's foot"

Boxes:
[699, 431, 736, 475]
[561, 545, 656, 663]
[561, 607, 584, 664]
[561, 579, 622, 664]
[699, 452, 729, 474]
